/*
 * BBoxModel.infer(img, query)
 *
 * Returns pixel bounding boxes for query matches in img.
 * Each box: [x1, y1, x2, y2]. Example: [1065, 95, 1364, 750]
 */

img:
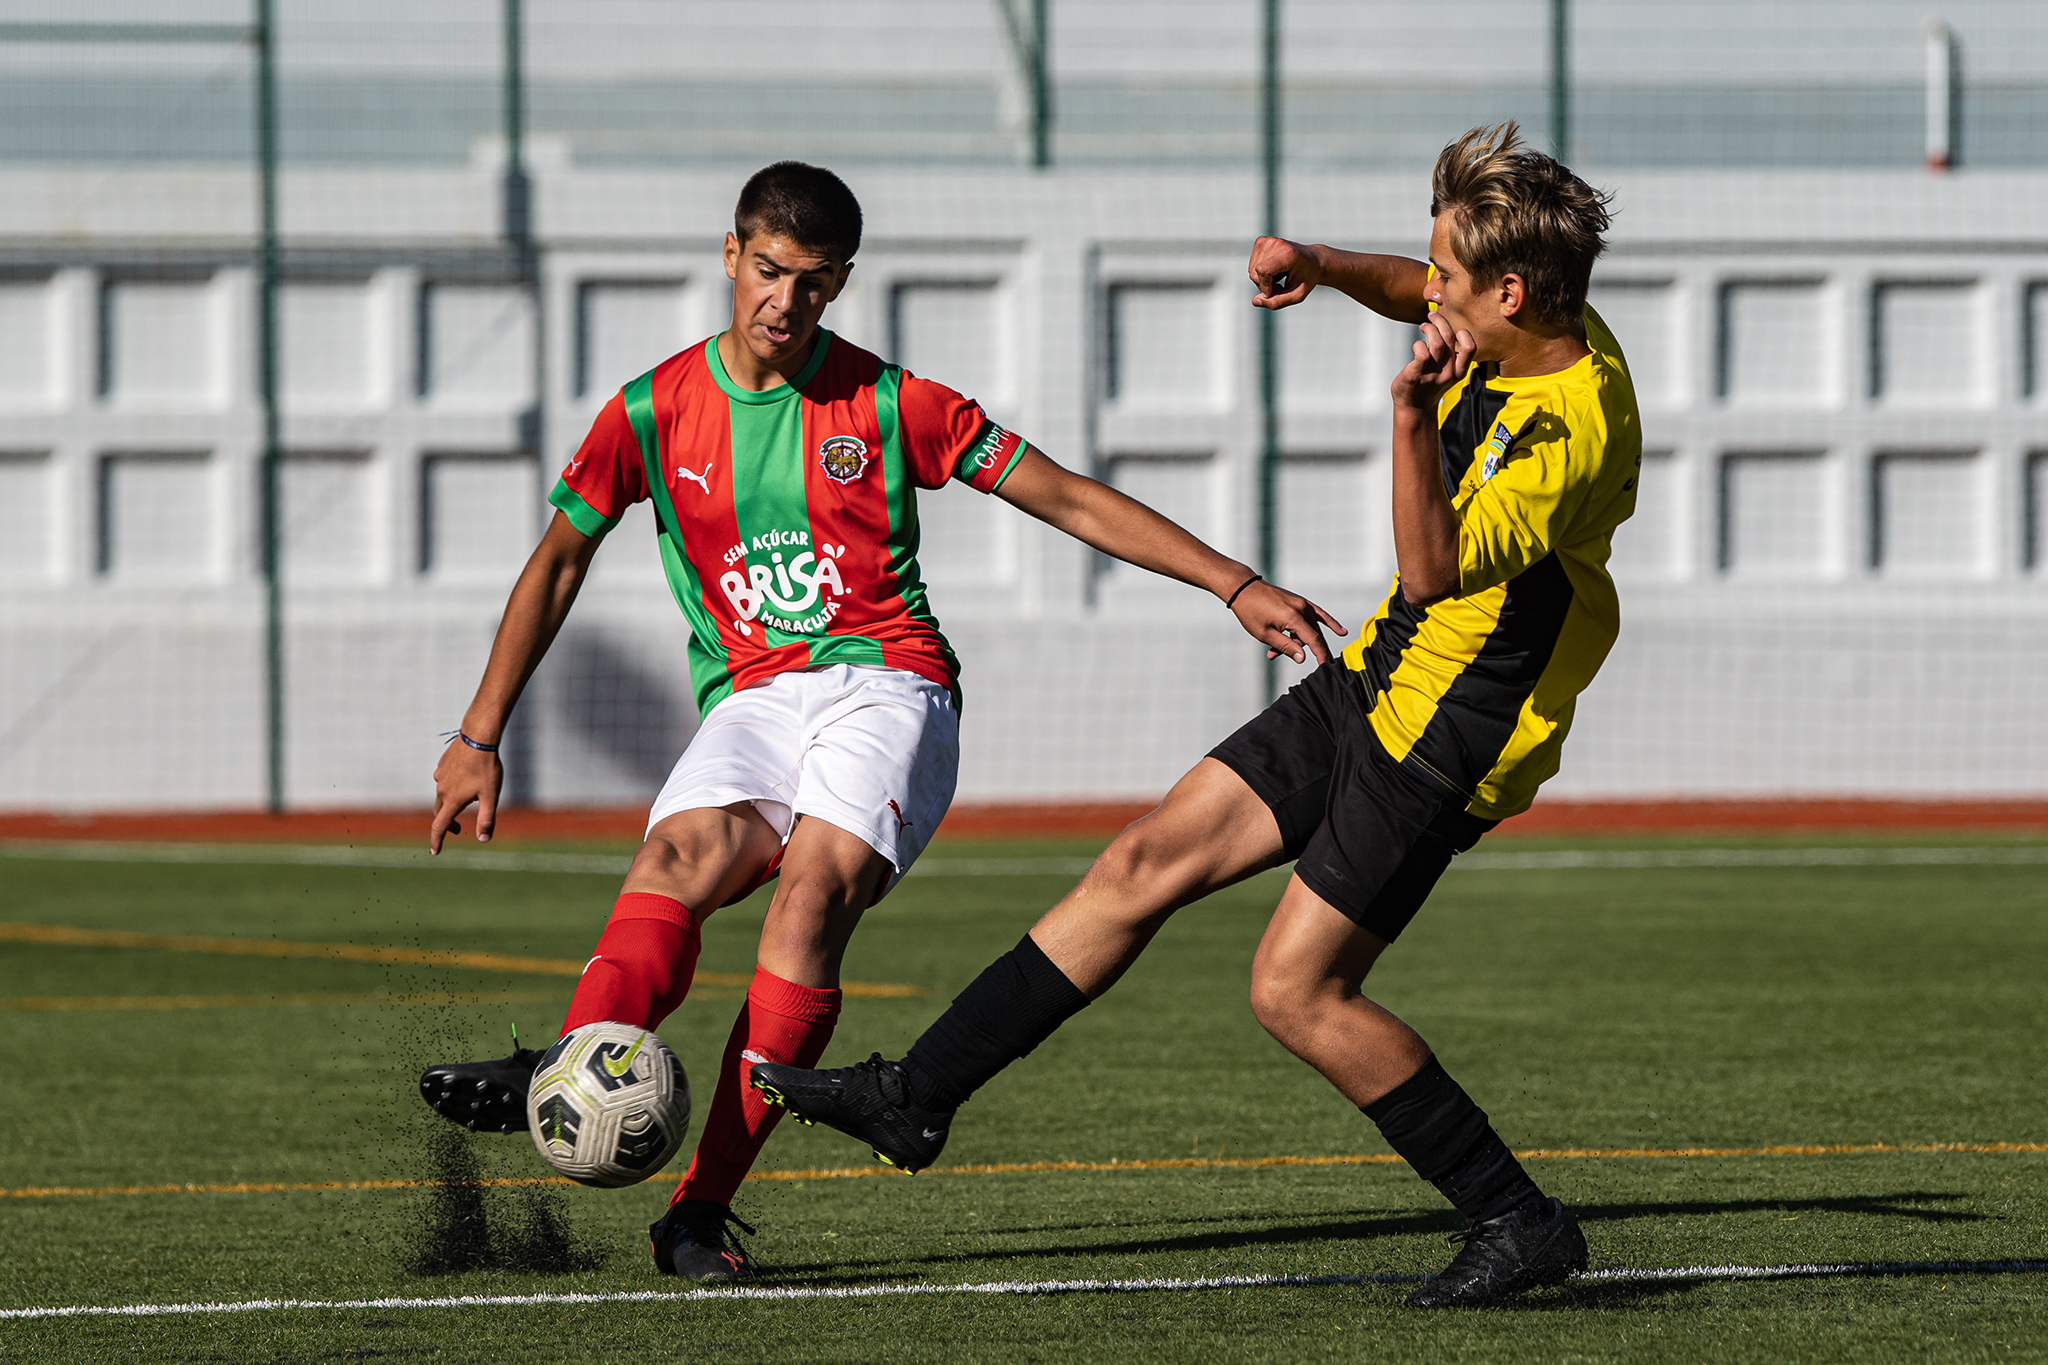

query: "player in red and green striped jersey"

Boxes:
[418, 162, 1342, 1281]
[550, 266, 1023, 716]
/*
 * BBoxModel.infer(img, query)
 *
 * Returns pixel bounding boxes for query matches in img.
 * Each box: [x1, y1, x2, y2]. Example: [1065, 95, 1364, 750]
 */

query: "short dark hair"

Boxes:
[734, 161, 863, 262]
[1429, 122, 1612, 325]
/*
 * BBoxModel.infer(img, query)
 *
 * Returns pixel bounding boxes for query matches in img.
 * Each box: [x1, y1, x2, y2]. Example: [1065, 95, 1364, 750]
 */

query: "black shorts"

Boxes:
[1208, 661, 1496, 942]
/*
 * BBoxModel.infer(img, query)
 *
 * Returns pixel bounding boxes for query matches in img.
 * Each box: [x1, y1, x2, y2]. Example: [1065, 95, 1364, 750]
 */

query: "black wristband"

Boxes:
[454, 731, 499, 753]
[1224, 573, 1262, 609]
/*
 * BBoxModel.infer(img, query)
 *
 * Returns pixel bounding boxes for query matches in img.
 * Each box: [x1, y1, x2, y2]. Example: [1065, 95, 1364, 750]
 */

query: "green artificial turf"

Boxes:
[1, 838, 2044, 1362]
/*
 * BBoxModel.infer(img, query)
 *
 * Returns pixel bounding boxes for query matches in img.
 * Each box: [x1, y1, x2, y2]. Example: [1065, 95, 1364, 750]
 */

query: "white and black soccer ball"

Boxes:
[525, 1022, 691, 1188]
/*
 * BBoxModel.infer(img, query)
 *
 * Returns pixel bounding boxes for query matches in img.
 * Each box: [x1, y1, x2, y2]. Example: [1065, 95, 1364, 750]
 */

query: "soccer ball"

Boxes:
[525, 1022, 691, 1188]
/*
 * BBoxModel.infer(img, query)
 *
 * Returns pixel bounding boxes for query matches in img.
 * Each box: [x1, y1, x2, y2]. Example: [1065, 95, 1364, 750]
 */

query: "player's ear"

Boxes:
[1496, 271, 1528, 321]
[723, 232, 741, 280]
[826, 259, 854, 302]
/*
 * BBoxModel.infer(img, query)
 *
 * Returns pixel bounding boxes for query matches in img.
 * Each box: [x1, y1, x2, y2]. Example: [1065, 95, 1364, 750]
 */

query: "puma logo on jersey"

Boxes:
[676, 461, 713, 494]
[887, 799, 911, 833]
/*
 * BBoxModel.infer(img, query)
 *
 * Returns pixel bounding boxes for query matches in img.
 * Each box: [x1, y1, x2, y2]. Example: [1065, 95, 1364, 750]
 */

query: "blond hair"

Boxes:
[1430, 122, 1612, 325]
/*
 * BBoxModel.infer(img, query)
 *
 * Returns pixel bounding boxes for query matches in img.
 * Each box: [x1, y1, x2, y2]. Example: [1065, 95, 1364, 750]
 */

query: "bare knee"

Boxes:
[1248, 958, 1339, 1053]
[1089, 819, 1176, 892]
[1047, 829, 1191, 952]
[771, 860, 873, 921]
[757, 860, 884, 987]
[625, 806, 776, 906]
[1085, 766, 1281, 906]
[1087, 802, 1238, 902]
[629, 826, 729, 881]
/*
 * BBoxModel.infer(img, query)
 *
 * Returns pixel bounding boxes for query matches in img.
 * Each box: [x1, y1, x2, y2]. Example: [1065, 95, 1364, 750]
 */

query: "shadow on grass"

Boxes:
[1518, 1278, 1706, 1309]
[758, 1208, 1455, 1279]
[968, 1206, 1443, 1241]
[1512, 1257, 2048, 1313]
[750, 1190, 1982, 1285]
[1573, 1191, 1983, 1225]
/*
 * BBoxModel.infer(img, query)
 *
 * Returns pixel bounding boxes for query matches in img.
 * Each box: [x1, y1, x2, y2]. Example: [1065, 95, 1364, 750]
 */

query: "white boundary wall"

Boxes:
[1, 163, 2044, 809]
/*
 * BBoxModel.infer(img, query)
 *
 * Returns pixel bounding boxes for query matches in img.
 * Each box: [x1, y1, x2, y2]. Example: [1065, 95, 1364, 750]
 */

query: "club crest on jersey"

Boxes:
[818, 435, 870, 484]
[1481, 421, 1514, 483]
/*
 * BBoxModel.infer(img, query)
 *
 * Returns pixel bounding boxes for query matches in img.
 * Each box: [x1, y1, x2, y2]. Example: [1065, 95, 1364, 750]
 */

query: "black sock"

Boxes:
[1361, 1055, 1545, 1226]
[900, 934, 1090, 1111]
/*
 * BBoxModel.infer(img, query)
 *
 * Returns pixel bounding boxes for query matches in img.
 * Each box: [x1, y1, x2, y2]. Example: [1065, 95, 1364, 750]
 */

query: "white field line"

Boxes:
[6, 1259, 2046, 1320]
[1455, 845, 2048, 871]
[2, 840, 2046, 879]
[0, 841, 1096, 878]
[910, 857, 1100, 877]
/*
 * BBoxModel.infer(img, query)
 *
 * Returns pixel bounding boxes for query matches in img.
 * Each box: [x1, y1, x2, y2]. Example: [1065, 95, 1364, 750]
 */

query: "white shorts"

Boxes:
[646, 664, 960, 885]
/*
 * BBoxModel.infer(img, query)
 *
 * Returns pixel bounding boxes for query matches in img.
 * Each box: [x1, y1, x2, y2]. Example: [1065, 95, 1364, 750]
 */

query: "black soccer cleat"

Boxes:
[1405, 1196, 1589, 1308]
[650, 1200, 758, 1281]
[750, 1053, 953, 1174]
[418, 1046, 545, 1134]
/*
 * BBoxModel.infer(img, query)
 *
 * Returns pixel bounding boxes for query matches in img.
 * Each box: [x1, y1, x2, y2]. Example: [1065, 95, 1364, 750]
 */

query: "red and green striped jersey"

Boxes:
[549, 330, 1027, 716]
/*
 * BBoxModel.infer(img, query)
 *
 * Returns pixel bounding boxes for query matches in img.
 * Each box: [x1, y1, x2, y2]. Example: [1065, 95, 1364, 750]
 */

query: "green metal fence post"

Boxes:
[1258, 0, 1280, 704]
[254, 0, 283, 813]
[1030, 0, 1050, 168]
[503, 0, 531, 241]
[996, 0, 1052, 168]
[1550, 0, 1570, 161]
[501, 0, 543, 805]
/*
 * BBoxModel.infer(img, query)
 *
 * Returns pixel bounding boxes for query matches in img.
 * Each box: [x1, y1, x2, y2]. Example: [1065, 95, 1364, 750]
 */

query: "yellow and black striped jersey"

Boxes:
[1340, 304, 1640, 820]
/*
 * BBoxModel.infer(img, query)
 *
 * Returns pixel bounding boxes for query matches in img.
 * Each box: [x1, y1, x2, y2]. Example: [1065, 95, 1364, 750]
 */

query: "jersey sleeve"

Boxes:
[895, 371, 1028, 493]
[548, 390, 650, 536]
[1453, 406, 1593, 596]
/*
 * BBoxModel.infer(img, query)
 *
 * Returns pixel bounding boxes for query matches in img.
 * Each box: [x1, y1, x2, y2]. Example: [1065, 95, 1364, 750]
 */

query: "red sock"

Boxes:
[671, 966, 841, 1208]
[558, 893, 702, 1035]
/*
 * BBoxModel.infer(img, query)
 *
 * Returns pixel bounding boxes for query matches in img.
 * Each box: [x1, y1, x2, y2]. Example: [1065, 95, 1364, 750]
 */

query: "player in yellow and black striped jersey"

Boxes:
[746, 125, 1630, 1310]
[1345, 281, 1638, 820]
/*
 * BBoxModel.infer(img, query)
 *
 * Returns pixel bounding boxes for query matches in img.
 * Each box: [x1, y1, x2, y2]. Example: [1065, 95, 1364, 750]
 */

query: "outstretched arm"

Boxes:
[1247, 237, 1431, 322]
[994, 447, 1345, 664]
[429, 510, 602, 851]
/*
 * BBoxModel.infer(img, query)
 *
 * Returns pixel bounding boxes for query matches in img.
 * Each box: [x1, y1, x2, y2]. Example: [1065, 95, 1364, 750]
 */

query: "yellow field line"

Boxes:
[0, 991, 575, 1013]
[749, 1141, 2048, 1182]
[9, 1141, 2042, 1200]
[0, 921, 923, 999]
[0, 920, 586, 976]
[5, 1176, 571, 1199]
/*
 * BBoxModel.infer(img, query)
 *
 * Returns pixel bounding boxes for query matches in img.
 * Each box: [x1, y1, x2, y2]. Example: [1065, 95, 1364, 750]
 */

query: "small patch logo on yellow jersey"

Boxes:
[1480, 421, 1514, 483]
